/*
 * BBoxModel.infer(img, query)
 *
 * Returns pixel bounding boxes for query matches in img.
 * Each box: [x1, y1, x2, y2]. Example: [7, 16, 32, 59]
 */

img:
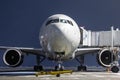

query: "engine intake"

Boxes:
[97, 49, 115, 67]
[3, 49, 24, 67]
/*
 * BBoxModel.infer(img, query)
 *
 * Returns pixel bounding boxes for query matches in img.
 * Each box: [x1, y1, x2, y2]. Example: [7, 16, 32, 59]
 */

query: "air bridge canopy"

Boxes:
[80, 27, 120, 47]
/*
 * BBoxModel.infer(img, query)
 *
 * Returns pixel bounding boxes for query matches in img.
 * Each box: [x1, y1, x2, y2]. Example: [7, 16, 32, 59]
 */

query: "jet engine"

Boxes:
[97, 49, 115, 67]
[3, 49, 24, 67]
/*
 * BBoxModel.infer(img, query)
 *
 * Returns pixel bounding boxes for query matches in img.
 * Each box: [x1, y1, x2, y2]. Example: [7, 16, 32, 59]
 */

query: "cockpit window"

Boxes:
[46, 19, 73, 26]
[46, 19, 59, 26]
[67, 20, 73, 26]
[60, 19, 67, 23]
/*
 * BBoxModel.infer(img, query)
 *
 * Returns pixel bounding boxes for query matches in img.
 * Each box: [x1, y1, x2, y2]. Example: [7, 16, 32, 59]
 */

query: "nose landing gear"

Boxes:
[55, 62, 64, 71]
[54, 52, 65, 71]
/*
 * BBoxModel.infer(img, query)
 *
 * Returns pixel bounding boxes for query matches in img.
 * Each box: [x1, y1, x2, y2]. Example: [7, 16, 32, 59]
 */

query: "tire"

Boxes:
[34, 65, 43, 71]
[111, 66, 119, 73]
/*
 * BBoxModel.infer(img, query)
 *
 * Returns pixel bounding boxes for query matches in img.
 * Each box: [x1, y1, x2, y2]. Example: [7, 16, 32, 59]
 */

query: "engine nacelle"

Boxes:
[3, 49, 24, 67]
[97, 49, 115, 67]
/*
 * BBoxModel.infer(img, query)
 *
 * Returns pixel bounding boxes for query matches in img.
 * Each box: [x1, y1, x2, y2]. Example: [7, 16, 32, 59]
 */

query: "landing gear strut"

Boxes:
[54, 54, 64, 77]
[34, 55, 45, 71]
[55, 62, 64, 71]
[76, 55, 87, 71]
[54, 53, 65, 71]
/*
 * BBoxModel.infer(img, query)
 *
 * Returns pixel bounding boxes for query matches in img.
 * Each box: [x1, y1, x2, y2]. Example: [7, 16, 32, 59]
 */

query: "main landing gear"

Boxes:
[76, 55, 87, 71]
[34, 55, 45, 71]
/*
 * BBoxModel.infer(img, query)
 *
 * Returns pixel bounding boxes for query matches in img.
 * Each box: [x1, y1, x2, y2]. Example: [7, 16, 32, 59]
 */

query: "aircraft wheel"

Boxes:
[56, 74, 60, 77]
[34, 65, 43, 71]
[55, 66, 58, 71]
[55, 66, 64, 71]
[111, 66, 119, 73]
[83, 66, 87, 71]
[78, 66, 82, 71]
[78, 65, 87, 71]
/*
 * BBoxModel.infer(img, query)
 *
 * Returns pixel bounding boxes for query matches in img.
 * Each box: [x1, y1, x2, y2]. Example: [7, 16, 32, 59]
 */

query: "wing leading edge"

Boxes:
[0, 46, 45, 56]
[0, 46, 102, 57]
[75, 47, 102, 57]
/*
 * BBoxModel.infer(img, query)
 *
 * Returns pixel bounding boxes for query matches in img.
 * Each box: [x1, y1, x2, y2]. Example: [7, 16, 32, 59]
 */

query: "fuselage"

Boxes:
[39, 14, 81, 60]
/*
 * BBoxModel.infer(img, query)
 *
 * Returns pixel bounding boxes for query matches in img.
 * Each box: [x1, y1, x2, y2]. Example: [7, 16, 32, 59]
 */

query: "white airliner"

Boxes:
[0, 14, 119, 73]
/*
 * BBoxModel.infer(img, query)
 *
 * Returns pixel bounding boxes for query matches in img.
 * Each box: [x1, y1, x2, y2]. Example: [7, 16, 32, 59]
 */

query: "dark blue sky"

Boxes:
[0, 0, 120, 67]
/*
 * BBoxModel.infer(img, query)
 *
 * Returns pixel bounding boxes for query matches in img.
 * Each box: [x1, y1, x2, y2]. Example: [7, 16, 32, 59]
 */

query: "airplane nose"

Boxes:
[40, 22, 80, 56]
[48, 24, 67, 52]
[39, 24, 65, 52]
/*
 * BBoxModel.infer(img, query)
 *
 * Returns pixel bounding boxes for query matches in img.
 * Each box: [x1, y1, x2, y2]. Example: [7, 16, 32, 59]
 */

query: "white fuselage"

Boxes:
[39, 14, 81, 60]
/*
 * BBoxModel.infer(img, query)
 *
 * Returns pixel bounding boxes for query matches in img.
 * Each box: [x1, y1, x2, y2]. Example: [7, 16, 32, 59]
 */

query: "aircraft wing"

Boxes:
[75, 47, 102, 57]
[0, 46, 45, 56]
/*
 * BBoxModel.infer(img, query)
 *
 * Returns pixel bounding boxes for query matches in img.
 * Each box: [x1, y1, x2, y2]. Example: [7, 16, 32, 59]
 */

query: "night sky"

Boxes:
[0, 0, 120, 67]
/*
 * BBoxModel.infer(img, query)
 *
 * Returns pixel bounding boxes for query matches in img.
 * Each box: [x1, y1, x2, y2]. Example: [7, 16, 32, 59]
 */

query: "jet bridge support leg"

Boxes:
[34, 55, 45, 71]
[75, 55, 87, 71]
[110, 49, 119, 73]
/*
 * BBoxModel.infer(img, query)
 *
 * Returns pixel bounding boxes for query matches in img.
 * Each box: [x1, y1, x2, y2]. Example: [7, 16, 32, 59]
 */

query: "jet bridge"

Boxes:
[80, 27, 120, 47]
